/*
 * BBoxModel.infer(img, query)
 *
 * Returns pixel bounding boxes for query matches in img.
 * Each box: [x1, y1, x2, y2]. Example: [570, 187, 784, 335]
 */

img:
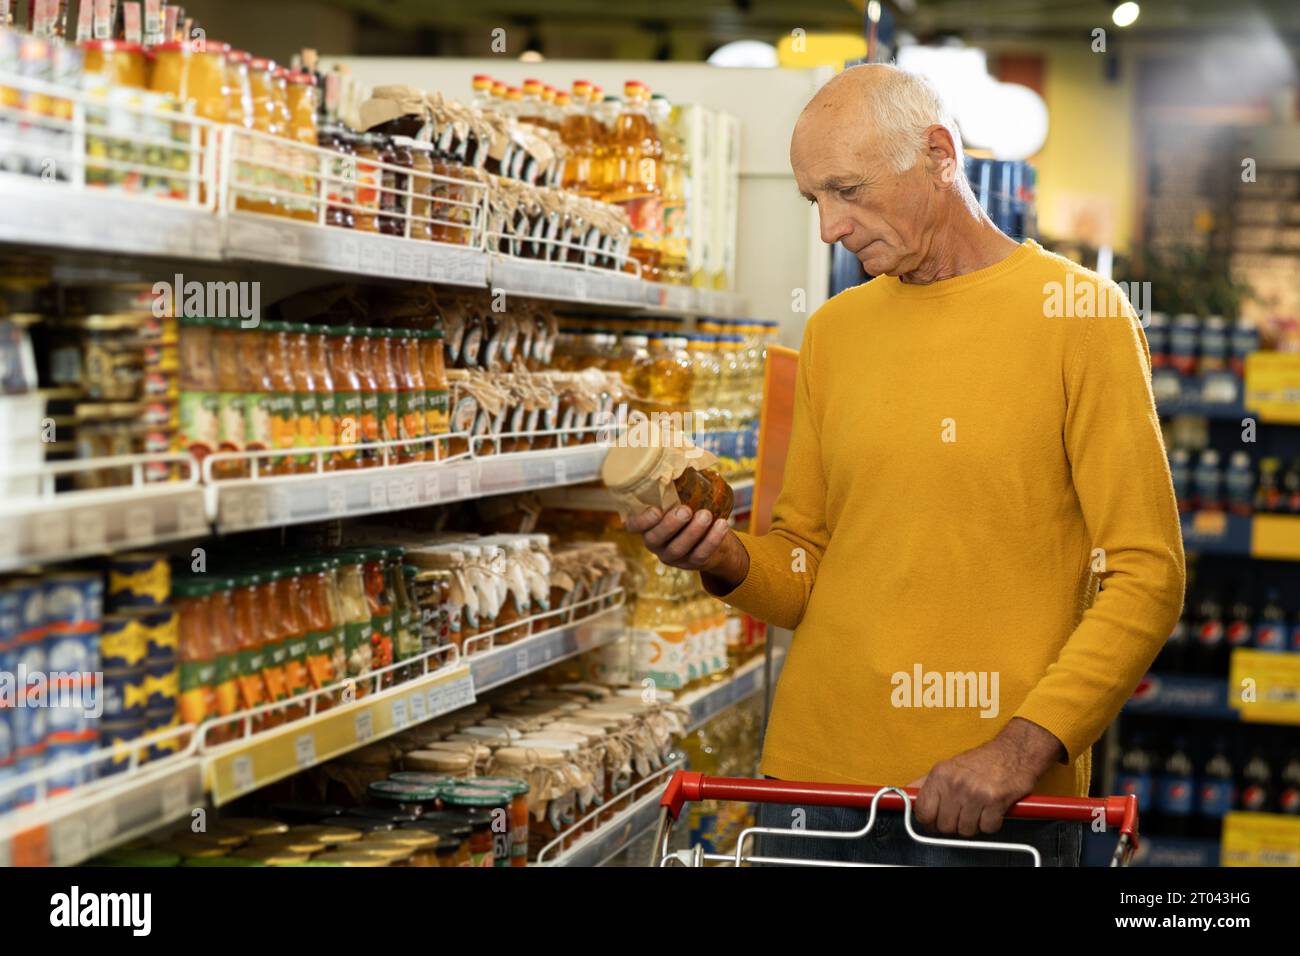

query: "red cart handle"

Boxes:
[661, 772, 1139, 843]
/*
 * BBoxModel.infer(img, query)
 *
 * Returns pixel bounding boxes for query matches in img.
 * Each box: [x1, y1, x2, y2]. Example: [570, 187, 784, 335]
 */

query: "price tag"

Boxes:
[268, 487, 291, 523]
[554, 459, 567, 485]
[87, 800, 118, 847]
[35, 511, 71, 557]
[354, 710, 374, 743]
[231, 755, 255, 794]
[159, 777, 189, 821]
[426, 686, 441, 714]
[542, 645, 553, 664]
[410, 693, 427, 723]
[327, 485, 347, 516]
[123, 505, 156, 545]
[391, 697, 408, 728]
[71, 509, 107, 553]
[573, 275, 588, 301]
[515, 648, 529, 674]
[402, 477, 418, 506]
[377, 246, 397, 276]
[423, 473, 441, 503]
[455, 470, 473, 499]
[395, 249, 414, 277]
[369, 482, 388, 510]
[294, 733, 317, 768]
[221, 492, 246, 529]
[177, 495, 208, 535]
[388, 479, 406, 507]
[243, 490, 269, 527]
[50, 818, 88, 867]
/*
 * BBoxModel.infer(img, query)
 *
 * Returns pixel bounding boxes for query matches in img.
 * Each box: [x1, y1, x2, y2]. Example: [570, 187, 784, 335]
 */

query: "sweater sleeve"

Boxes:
[705, 317, 830, 630]
[1013, 298, 1186, 761]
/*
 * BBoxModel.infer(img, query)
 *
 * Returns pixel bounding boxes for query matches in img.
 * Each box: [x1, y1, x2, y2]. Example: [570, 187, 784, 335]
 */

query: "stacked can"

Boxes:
[2, 578, 50, 808]
[101, 553, 178, 773]
[43, 572, 104, 796]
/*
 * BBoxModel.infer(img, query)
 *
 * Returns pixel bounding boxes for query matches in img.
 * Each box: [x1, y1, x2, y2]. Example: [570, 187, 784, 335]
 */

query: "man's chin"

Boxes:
[856, 247, 899, 277]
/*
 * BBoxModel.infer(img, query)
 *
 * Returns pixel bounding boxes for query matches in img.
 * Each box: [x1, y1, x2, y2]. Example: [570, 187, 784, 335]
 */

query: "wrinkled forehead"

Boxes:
[790, 107, 882, 178]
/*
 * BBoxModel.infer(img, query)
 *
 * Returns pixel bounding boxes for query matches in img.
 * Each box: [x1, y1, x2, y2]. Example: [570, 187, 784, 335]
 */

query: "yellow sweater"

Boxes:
[721, 239, 1185, 796]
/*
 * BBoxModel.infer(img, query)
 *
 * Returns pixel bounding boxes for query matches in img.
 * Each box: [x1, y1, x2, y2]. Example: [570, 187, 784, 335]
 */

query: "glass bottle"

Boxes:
[373, 329, 402, 461]
[288, 322, 320, 473]
[327, 326, 362, 469]
[352, 328, 383, 468]
[306, 324, 338, 469]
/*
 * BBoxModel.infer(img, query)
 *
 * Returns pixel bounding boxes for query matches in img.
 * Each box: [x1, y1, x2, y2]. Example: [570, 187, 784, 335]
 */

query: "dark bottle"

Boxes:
[1254, 590, 1288, 652]
[1193, 589, 1226, 676]
[1196, 737, 1235, 839]
[1285, 459, 1300, 514]
[1156, 737, 1196, 837]
[1193, 449, 1222, 511]
[1224, 451, 1254, 516]
[1238, 748, 1274, 814]
[1255, 457, 1281, 513]
[1278, 751, 1300, 817]
[1225, 590, 1254, 657]
[1169, 449, 1192, 513]
[1116, 733, 1157, 829]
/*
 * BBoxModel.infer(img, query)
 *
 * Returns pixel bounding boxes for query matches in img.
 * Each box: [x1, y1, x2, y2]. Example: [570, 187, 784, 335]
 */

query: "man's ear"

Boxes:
[923, 124, 960, 186]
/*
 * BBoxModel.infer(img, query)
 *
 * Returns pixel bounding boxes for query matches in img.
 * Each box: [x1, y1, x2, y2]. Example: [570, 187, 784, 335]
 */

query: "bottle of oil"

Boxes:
[470, 74, 494, 110]
[609, 81, 663, 282]
[592, 90, 620, 201]
[561, 80, 596, 196]
[518, 78, 546, 126]
[653, 95, 690, 286]
[646, 333, 693, 412]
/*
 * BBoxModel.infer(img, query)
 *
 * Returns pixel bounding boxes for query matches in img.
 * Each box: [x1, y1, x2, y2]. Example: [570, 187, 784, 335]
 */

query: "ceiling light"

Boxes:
[1112, 3, 1140, 27]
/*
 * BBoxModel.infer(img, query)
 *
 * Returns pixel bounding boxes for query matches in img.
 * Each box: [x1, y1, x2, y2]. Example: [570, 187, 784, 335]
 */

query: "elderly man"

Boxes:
[627, 64, 1184, 865]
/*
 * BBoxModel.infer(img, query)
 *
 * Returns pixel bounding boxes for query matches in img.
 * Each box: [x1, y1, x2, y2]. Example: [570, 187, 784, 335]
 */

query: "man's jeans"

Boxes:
[753, 798, 1083, 866]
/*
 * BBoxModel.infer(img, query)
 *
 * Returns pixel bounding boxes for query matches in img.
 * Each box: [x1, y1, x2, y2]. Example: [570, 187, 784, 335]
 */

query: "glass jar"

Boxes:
[223, 49, 253, 127]
[318, 125, 355, 229]
[366, 779, 442, 816]
[437, 787, 504, 867]
[460, 776, 530, 867]
[238, 58, 284, 216]
[408, 140, 435, 241]
[285, 70, 320, 222]
[353, 133, 382, 233]
[377, 134, 411, 236]
[82, 40, 147, 88]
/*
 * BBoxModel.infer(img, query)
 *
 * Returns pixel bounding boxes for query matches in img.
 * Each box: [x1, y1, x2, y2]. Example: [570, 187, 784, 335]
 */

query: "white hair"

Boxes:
[838, 63, 965, 176]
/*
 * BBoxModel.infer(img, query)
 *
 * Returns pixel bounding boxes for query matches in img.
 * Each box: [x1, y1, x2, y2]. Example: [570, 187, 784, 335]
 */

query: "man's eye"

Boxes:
[838, 186, 860, 200]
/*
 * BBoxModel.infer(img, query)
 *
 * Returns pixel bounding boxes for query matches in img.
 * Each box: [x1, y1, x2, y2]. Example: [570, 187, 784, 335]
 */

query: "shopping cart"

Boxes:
[653, 772, 1140, 867]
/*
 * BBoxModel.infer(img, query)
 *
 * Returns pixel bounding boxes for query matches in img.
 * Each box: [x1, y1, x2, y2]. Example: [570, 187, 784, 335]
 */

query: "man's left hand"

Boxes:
[906, 718, 1066, 838]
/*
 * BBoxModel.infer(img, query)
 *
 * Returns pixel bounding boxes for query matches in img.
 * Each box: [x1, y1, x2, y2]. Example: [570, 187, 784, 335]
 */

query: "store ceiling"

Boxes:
[319, 0, 1300, 55]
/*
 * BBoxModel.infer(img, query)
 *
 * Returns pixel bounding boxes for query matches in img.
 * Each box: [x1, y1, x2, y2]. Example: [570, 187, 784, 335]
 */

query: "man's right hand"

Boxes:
[624, 506, 750, 594]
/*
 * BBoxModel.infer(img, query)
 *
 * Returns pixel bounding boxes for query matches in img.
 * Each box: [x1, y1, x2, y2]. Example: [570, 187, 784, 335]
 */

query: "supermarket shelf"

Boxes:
[0, 754, 204, 868]
[1179, 510, 1300, 561]
[224, 211, 489, 288]
[677, 648, 782, 733]
[207, 442, 607, 533]
[487, 254, 747, 317]
[537, 758, 686, 867]
[0, 455, 209, 573]
[468, 597, 628, 693]
[537, 476, 755, 517]
[203, 661, 476, 806]
[1157, 396, 1248, 420]
[0, 174, 223, 262]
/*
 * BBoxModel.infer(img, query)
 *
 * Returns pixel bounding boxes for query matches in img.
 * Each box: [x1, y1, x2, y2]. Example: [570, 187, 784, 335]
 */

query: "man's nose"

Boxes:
[818, 207, 853, 247]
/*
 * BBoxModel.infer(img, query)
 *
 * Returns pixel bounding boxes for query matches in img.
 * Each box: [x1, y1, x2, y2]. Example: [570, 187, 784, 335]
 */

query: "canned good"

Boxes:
[101, 665, 147, 720]
[12, 694, 48, 757]
[13, 751, 44, 806]
[43, 572, 104, 630]
[100, 717, 146, 776]
[138, 607, 178, 662]
[46, 627, 100, 676]
[47, 736, 97, 794]
[101, 613, 147, 669]
[107, 552, 169, 609]
[0, 585, 21, 674]
[143, 661, 179, 710]
[47, 677, 97, 740]
[144, 705, 182, 762]
[5, 579, 45, 677]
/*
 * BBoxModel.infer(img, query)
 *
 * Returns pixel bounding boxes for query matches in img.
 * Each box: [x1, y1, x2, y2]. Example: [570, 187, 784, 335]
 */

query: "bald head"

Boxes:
[789, 63, 985, 278]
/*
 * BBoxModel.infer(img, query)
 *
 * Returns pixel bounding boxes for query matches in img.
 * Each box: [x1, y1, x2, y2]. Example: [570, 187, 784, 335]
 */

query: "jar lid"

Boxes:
[231, 847, 310, 865]
[439, 784, 512, 807]
[288, 70, 317, 85]
[348, 843, 415, 861]
[493, 745, 566, 767]
[461, 775, 529, 797]
[600, 442, 678, 493]
[367, 779, 442, 803]
[81, 40, 145, 53]
[403, 750, 471, 772]
[246, 836, 327, 855]
[312, 850, 389, 867]
[362, 829, 441, 849]
[389, 771, 455, 787]
[333, 816, 397, 833]
[220, 818, 290, 837]
[343, 806, 421, 823]
[290, 825, 362, 844]
[401, 814, 472, 836]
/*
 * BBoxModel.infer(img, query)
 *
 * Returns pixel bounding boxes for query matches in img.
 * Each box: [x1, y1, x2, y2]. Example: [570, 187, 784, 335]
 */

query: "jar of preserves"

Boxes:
[318, 125, 355, 229]
[407, 140, 435, 241]
[438, 787, 503, 867]
[379, 135, 413, 236]
[353, 133, 382, 233]
[362, 829, 441, 867]
[460, 776, 530, 867]
[600, 441, 734, 523]
[402, 749, 472, 778]
[366, 779, 442, 816]
[82, 40, 147, 88]
[400, 819, 472, 867]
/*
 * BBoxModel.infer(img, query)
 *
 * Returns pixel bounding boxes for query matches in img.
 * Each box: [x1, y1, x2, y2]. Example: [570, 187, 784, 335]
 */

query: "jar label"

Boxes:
[243, 392, 273, 451]
[179, 391, 219, 459]
[316, 391, 338, 449]
[216, 392, 246, 452]
[213, 654, 240, 716]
